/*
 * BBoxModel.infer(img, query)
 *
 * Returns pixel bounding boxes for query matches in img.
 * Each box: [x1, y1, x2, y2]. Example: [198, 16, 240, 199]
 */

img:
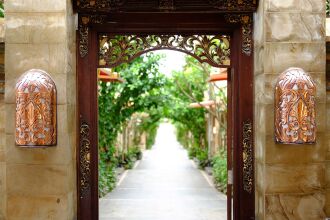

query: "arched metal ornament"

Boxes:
[275, 67, 316, 144]
[15, 69, 57, 147]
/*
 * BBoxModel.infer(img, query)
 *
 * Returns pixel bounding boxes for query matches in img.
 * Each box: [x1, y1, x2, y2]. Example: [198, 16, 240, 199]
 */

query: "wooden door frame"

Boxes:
[77, 12, 254, 220]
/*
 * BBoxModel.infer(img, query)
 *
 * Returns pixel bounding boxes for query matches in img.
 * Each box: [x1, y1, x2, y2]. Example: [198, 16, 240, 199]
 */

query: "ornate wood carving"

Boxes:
[159, 0, 174, 10]
[74, 0, 258, 12]
[79, 15, 106, 58]
[242, 120, 253, 193]
[76, 0, 125, 10]
[15, 69, 57, 146]
[275, 68, 316, 144]
[208, 0, 257, 11]
[225, 14, 252, 56]
[79, 121, 91, 198]
[99, 34, 231, 68]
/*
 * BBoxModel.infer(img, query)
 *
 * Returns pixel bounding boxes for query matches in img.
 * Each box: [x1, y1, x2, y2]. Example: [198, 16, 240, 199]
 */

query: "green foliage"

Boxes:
[98, 160, 117, 197]
[117, 152, 134, 169]
[98, 54, 167, 196]
[0, 3, 3, 18]
[327, 0, 330, 17]
[116, 147, 142, 169]
[188, 146, 199, 159]
[175, 123, 190, 148]
[146, 126, 158, 149]
[166, 56, 209, 149]
[133, 110, 162, 149]
[188, 147, 209, 168]
[129, 146, 143, 160]
[212, 150, 227, 193]
[196, 148, 209, 169]
[98, 54, 166, 151]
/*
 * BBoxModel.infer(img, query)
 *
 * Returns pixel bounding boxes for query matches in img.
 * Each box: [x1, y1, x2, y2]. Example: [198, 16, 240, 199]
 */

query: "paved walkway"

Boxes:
[99, 123, 227, 220]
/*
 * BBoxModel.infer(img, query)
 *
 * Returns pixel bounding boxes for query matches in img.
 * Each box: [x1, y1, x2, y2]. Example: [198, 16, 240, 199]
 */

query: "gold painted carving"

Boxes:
[79, 23, 89, 57]
[275, 68, 316, 144]
[243, 120, 253, 193]
[77, 0, 125, 10]
[225, 14, 252, 56]
[99, 34, 230, 68]
[80, 121, 91, 198]
[159, 0, 174, 10]
[79, 15, 106, 57]
[15, 69, 57, 146]
[208, 0, 257, 11]
[75, 0, 258, 12]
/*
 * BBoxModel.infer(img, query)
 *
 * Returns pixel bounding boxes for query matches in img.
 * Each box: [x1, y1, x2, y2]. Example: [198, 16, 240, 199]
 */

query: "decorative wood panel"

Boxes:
[99, 34, 230, 68]
[15, 69, 57, 146]
[78, 13, 253, 58]
[73, 0, 258, 12]
[225, 14, 252, 56]
[242, 120, 253, 193]
[275, 67, 316, 144]
[79, 121, 91, 198]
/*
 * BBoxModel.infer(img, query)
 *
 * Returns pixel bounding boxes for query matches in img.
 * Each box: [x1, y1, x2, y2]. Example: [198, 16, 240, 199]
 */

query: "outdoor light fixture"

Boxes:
[274, 67, 316, 144]
[207, 69, 228, 82]
[97, 68, 124, 83]
[15, 69, 57, 147]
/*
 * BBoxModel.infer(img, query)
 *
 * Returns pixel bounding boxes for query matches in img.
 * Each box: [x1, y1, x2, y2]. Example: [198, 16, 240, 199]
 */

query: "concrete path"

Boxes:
[99, 123, 227, 220]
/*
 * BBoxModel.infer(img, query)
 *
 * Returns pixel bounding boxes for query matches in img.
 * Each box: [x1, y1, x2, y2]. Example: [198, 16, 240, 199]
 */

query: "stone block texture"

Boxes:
[254, 0, 328, 219]
[3, 0, 77, 219]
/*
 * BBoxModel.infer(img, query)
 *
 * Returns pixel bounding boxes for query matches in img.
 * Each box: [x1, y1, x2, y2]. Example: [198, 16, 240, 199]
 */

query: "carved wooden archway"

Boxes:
[75, 1, 258, 220]
[98, 34, 231, 68]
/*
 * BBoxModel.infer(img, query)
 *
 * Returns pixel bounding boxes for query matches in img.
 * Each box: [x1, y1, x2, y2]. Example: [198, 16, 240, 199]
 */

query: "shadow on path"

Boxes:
[99, 123, 227, 220]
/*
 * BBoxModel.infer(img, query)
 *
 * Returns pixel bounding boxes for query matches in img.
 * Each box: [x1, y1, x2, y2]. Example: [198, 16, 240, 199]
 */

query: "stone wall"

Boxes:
[4, 0, 77, 219]
[254, 0, 327, 219]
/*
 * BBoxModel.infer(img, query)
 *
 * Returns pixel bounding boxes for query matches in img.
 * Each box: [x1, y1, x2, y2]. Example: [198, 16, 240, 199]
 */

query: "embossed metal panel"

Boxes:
[15, 69, 57, 146]
[275, 67, 316, 144]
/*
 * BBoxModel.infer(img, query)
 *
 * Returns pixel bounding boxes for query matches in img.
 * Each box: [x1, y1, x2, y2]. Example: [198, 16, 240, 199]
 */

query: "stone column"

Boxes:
[254, 0, 327, 218]
[4, 0, 77, 219]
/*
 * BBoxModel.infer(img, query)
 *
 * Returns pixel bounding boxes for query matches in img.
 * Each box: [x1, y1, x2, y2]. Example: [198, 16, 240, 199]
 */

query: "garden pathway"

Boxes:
[99, 123, 227, 220]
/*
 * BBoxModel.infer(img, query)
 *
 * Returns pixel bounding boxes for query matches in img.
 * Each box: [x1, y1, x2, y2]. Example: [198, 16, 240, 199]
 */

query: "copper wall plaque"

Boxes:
[15, 69, 57, 147]
[275, 67, 316, 144]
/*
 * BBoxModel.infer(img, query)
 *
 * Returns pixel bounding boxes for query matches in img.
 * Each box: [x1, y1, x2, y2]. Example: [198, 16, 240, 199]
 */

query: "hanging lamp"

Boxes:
[97, 68, 124, 83]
